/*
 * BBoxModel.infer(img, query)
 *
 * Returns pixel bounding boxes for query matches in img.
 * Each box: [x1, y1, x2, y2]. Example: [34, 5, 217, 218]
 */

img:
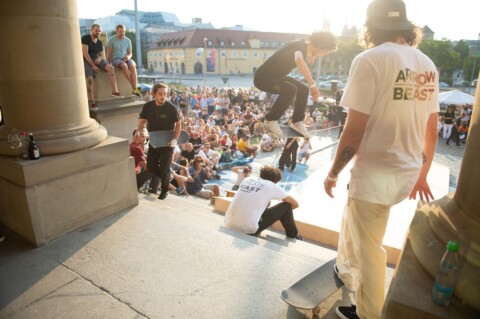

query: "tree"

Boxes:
[322, 39, 365, 76]
[418, 39, 461, 83]
[463, 55, 480, 84]
[454, 40, 470, 60]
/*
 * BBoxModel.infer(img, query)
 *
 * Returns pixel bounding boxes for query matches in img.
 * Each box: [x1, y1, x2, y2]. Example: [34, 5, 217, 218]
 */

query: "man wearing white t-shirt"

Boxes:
[323, 1, 439, 319]
[225, 166, 300, 239]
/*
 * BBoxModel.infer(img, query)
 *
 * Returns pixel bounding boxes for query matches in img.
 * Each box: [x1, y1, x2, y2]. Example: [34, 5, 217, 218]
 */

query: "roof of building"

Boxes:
[152, 28, 309, 49]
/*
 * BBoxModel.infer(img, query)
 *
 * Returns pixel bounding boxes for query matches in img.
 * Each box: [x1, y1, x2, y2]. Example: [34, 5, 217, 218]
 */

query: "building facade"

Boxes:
[147, 29, 309, 75]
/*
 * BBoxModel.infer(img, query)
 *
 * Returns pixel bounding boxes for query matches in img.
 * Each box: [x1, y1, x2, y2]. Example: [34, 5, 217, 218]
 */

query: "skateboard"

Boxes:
[279, 125, 307, 138]
[149, 130, 189, 148]
[281, 258, 344, 314]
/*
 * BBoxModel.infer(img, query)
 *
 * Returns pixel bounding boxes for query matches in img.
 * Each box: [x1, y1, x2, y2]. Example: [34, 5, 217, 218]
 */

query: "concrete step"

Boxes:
[140, 192, 337, 267]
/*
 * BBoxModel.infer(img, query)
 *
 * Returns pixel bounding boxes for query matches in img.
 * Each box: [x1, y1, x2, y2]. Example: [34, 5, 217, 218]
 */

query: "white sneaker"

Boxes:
[263, 120, 282, 138]
[290, 121, 312, 138]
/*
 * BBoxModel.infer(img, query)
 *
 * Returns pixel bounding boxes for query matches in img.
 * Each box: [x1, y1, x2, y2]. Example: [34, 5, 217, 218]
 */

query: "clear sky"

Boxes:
[77, 0, 479, 41]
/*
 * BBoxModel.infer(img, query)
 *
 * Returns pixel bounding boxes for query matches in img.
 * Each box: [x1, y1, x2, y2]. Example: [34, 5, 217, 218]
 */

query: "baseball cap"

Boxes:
[367, 0, 414, 31]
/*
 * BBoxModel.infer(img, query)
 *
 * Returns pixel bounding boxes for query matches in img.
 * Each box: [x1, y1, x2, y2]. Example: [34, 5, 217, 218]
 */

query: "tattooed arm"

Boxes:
[324, 109, 369, 198]
[409, 112, 438, 202]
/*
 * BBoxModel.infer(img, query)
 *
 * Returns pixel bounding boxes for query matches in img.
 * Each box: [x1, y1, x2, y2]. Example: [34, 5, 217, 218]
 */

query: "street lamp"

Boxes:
[203, 37, 208, 89]
[470, 33, 480, 94]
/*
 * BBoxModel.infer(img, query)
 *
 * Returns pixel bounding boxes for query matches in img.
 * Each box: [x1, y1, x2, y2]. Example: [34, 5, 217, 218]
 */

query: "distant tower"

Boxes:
[323, 16, 331, 32]
[422, 25, 435, 40]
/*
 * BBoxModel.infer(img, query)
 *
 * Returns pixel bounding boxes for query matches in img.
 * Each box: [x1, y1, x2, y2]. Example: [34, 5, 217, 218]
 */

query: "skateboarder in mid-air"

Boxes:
[254, 31, 336, 139]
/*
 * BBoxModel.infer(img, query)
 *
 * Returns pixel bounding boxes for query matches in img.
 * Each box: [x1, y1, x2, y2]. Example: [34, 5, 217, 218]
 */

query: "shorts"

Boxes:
[112, 58, 135, 68]
[193, 184, 216, 199]
[84, 58, 109, 78]
[298, 152, 308, 160]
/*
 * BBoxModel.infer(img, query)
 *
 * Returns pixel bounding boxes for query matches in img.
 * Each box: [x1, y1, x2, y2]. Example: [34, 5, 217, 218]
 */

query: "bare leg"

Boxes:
[119, 63, 133, 88]
[105, 64, 119, 93]
[129, 60, 138, 89]
[86, 76, 95, 102]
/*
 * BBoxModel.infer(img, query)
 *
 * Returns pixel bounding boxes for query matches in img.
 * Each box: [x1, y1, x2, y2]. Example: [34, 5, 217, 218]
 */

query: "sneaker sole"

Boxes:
[263, 124, 282, 138]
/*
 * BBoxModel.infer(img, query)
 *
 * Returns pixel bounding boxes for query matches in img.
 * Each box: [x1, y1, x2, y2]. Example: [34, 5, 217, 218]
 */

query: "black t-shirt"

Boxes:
[139, 100, 179, 131]
[180, 149, 195, 162]
[81, 34, 103, 61]
[443, 111, 455, 125]
[256, 40, 307, 77]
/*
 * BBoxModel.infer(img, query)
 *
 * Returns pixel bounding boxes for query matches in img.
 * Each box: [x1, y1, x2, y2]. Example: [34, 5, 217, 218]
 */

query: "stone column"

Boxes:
[407, 73, 480, 312]
[0, 0, 138, 245]
[0, 0, 106, 155]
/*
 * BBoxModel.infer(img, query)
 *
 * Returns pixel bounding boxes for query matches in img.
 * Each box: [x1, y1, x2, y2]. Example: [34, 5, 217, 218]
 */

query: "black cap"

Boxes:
[367, 0, 414, 31]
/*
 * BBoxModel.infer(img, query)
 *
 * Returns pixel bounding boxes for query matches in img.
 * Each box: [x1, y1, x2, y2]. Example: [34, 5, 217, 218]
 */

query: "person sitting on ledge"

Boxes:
[107, 24, 141, 97]
[224, 165, 301, 240]
[81, 23, 120, 110]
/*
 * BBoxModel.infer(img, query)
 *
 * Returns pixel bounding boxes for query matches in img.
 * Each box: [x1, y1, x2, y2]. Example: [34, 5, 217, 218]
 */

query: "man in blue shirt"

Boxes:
[107, 24, 141, 97]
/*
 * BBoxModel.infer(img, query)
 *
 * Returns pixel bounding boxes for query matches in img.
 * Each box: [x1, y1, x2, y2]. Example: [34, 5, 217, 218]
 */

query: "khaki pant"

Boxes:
[336, 197, 391, 319]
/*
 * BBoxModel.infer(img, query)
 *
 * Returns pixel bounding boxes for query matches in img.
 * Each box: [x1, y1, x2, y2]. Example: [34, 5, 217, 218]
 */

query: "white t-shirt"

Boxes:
[341, 42, 439, 205]
[224, 177, 288, 233]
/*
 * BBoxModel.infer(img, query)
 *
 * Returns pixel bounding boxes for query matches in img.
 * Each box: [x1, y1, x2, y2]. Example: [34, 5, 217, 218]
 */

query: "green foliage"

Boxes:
[418, 39, 462, 82]
[323, 39, 365, 74]
[454, 40, 470, 60]
[463, 56, 480, 83]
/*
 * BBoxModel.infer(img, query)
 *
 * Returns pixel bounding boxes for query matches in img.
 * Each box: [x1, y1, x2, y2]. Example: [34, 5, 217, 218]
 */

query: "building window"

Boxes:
[180, 51, 184, 57]
[208, 40, 212, 46]
[220, 41, 225, 47]
[253, 51, 258, 58]
[196, 48, 202, 57]
[263, 52, 269, 59]
[241, 42, 245, 46]
[174, 51, 178, 57]
[232, 51, 238, 58]
[242, 51, 248, 58]
[231, 41, 236, 47]
[220, 50, 226, 57]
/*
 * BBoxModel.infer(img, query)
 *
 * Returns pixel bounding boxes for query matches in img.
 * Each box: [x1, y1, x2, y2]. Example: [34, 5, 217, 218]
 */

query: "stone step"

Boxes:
[140, 193, 337, 267]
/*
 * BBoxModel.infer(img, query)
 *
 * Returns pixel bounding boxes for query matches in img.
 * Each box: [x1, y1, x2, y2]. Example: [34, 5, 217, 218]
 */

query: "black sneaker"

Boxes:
[336, 305, 359, 319]
[158, 192, 168, 200]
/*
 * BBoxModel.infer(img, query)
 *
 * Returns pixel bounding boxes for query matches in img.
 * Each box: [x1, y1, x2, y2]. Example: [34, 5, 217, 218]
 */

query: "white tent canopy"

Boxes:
[438, 90, 475, 105]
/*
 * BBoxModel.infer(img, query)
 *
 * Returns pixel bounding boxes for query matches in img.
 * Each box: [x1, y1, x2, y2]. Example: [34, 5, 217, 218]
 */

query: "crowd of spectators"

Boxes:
[129, 84, 341, 199]
[438, 104, 472, 146]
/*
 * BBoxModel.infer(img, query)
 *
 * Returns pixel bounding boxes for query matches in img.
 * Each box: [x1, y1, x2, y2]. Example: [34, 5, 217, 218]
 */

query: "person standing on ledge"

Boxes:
[254, 31, 336, 138]
[107, 24, 141, 97]
[137, 83, 181, 200]
[323, 1, 439, 318]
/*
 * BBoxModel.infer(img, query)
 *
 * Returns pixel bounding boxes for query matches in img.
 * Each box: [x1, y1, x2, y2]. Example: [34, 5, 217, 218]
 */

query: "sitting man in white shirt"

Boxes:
[197, 142, 221, 171]
[224, 165, 301, 239]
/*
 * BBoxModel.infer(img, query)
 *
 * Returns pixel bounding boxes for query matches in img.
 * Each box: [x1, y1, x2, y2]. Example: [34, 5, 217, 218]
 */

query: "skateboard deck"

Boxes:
[149, 130, 189, 148]
[279, 125, 307, 138]
[281, 258, 344, 311]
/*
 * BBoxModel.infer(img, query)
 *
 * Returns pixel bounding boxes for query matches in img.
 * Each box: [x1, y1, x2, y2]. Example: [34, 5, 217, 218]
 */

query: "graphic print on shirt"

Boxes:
[239, 178, 264, 194]
[393, 68, 436, 101]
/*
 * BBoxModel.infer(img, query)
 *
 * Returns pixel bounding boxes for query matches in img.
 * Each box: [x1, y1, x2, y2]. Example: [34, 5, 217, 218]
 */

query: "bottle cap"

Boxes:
[447, 241, 459, 252]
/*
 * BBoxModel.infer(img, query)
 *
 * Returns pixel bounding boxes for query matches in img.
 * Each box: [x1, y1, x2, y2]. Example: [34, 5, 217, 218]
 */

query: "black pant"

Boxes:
[147, 145, 173, 193]
[136, 170, 153, 189]
[255, 202, 298, 238]
[279, 138, 298, 171]
[254, 74, 308, 123]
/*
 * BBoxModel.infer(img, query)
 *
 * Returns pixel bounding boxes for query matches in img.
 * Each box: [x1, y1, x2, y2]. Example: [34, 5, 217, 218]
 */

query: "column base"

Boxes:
[0, 136, 138, 245]
[383, 238, 479, 318]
